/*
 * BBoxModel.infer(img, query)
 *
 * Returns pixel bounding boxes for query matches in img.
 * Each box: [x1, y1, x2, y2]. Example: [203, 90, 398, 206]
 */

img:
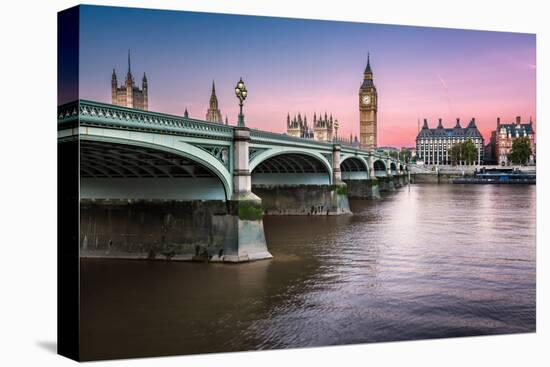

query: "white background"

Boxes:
[0, 0, 547, 365]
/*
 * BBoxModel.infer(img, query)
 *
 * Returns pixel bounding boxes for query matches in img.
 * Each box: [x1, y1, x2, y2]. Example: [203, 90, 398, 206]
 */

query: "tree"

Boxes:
[509, 137, 532, 165]
[400, 148, 412, 163]
[448, 140, 478, 165]
[463, 139, 478, 164]
[449, 143, 463, 166]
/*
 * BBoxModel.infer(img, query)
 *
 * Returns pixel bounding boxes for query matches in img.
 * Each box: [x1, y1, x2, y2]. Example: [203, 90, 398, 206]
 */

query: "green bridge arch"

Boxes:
[79, 130, 233, 200]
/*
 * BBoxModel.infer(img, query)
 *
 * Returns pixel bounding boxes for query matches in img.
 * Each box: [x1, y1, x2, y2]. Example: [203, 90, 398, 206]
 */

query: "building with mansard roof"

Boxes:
[416, 117, 484, 165]
[111, 50, 148, 110]
[492, 116, 536, 166]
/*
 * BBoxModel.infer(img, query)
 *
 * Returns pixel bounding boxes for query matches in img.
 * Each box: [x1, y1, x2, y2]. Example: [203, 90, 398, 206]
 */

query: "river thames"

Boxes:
[80, 184, 536, 360]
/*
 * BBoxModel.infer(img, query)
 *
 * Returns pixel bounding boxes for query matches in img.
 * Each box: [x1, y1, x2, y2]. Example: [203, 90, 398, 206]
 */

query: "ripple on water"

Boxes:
[79, 185, 536, 359]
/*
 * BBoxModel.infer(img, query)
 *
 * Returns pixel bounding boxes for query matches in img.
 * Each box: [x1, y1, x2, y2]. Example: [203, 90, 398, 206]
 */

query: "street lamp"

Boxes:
[235, 77, 247, 127]
[334, 119, 339, 141]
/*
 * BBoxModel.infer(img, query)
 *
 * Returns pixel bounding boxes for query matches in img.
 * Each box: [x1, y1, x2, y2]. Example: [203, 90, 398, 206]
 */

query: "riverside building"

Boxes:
[416, 118, 484, 165]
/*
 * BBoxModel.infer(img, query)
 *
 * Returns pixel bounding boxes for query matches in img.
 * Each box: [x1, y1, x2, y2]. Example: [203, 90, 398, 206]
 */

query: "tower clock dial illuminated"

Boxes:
[362, 95, 371, 105]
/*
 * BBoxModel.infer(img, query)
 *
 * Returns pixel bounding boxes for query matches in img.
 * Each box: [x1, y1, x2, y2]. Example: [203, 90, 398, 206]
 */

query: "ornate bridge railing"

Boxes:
[58, 100, 235, 140]
[57, 100, 407, 166]
[250, 129, 335, 150]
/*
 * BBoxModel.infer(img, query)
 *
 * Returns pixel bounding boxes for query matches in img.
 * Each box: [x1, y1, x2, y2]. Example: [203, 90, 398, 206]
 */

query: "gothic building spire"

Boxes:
[128, 49, 131, 74]
[112, 51, 147, 110]
[206, 80, 223, 123]
[125, 49, 134, 84]
[209, 80, 218, 108]
[364, 52, 372, 75]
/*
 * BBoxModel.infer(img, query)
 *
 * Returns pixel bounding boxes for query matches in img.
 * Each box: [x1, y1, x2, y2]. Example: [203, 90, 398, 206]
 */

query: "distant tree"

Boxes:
[509, 137, 532, 165]
[400, 148, 412, 163]
[449, 140, 478, 165]
[449, 143, 463, 166]
[463, 139, 478, 164]
[389, 151, 399, 159]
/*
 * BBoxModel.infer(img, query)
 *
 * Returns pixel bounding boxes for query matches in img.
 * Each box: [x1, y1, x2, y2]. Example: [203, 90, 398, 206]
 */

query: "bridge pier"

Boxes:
[330, 144, 352, 214]
[342, 155, 381, 199]
[398, 172, 408, 186]
[252, 184, 350, 215]
[343, 179, 381, 199]
[223, 127, 273, 262]
[376, 176, 393, 192]
[251, 144, 351, 215]
[80, 199, 235, 261]
[380, 159, 396, 192]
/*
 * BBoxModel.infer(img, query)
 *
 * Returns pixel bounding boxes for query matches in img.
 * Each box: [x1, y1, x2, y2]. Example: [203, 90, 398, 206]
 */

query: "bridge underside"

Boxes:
[373, 160, 387, 177]
[252, 153, 330, 185]
[80, 140, 227, 201]
[341, 157, 369, 180]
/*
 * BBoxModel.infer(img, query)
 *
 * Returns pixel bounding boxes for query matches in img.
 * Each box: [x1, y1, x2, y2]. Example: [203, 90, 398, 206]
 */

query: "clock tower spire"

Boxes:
[359, 53, 378, 150]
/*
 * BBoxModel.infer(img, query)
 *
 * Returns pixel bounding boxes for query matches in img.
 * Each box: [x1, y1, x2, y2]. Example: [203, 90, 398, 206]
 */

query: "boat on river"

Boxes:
[453, 168, 536, 184]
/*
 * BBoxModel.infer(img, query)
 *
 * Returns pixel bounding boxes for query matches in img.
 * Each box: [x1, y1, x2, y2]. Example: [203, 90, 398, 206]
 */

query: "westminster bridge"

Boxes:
[58, 100, 409, 263]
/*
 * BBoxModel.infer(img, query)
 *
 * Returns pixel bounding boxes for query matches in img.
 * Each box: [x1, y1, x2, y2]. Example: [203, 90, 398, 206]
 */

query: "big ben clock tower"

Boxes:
[359, 54, 378, 150]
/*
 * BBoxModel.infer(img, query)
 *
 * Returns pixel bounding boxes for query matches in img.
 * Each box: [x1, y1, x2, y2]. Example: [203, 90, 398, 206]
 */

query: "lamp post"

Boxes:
[334, 119, 339, 141]
[235, 77, 248, 127]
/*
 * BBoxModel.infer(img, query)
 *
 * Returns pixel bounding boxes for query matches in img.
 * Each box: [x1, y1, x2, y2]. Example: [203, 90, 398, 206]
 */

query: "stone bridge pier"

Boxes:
[343, 156, 408, 196]
[340, 155, 381, 199]
[225, 127, 273, 262]
[250, 144, 351, 216]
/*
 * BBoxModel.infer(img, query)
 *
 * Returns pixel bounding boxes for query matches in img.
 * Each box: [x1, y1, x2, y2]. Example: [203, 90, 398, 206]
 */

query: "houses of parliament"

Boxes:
[110, 53, 378, 149]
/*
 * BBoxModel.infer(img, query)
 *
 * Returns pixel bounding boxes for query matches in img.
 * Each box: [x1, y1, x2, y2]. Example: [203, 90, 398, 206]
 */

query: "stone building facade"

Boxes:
[286, 112, 338, 142]
[286, 113, 314, 139]
[493, 116, 536, 165]
[111, 51, 148, 110]
[314, 112, 335, 142]
[416, 118, 484, 165]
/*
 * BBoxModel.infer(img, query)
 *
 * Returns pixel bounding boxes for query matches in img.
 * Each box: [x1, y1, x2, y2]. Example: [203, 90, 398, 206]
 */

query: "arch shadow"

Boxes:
[78, 135, 231, 201]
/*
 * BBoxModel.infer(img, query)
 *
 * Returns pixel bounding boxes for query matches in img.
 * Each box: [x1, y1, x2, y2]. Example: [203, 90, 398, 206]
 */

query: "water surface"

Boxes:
[80, 184, 536, 360]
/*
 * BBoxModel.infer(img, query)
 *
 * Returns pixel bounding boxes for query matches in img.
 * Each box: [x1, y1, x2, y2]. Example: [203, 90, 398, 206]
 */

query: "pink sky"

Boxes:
[78, 8, 536, 147]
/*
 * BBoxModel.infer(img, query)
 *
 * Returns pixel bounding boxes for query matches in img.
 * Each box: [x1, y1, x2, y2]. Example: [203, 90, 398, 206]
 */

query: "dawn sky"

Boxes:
[77, 5, 536, 147]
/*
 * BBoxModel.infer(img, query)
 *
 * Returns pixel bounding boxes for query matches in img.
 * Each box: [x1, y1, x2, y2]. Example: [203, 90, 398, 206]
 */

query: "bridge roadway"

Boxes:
[58, 100, 410, 263]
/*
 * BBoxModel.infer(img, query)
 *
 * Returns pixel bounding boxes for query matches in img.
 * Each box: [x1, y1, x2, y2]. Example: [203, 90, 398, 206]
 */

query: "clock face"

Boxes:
[362, 95, 371, 105]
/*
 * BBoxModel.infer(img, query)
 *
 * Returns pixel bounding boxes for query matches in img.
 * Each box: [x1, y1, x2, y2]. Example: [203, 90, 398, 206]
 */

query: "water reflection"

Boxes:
[80, 184, 536, 360]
